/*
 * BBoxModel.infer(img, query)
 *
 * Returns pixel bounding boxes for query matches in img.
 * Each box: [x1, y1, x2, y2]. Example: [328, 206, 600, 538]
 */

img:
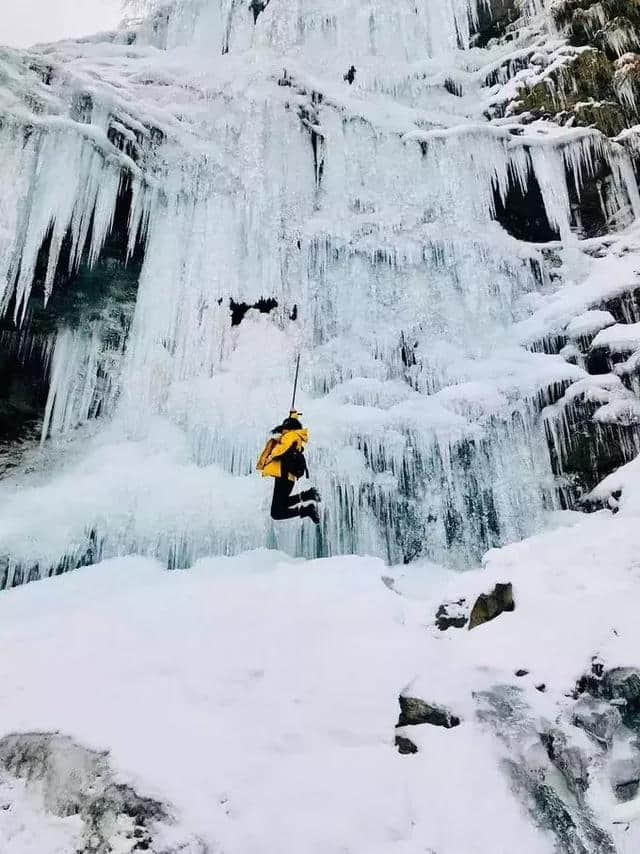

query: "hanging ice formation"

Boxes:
[1, 0, 640, 584]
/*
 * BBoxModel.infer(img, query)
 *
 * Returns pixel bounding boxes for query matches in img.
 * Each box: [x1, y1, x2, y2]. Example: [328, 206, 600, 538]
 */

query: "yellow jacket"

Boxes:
[257, 428, 309, 481]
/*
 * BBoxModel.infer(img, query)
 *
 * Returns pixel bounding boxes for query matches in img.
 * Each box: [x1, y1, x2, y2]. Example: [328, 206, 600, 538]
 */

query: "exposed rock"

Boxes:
[470, 0, 522, 48]
[602, 667, 640, 710]
[508, 0, 640, 136]
[512, 41, 639, 135]
[468, 582, 515, 629]
[615, 778, 640, 802]
[572, 697, 622, 748]
[611, 756, 640, 801]
[477, 686, 616, 853]
[615, 52, 640, 108]
[575, 656, 606, 697]
[578, 664, 640, 724]
[0, 732, 207, 853]
[507, 759, 616, 854]
[397, 696, 461, 729]
[443, 77, 463, 97]
[553, 0, 640, 56]
[541, 728, 591, 802]
[0, 178, 143, 456]
[229, 296, 278, 327]
[515, 669, 529, 677]
[343, 65, 356, 85]
[249, 0, 270, 23]
[395, 734, 418, 755]
[545, 391, 640, 501]
[435, 598, 468, 630]
[493, 170, 559, 242]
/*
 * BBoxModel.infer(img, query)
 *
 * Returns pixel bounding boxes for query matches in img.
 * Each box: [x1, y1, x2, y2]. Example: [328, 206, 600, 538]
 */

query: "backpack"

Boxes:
[281, 445, 308, 479]
[257, 437, 278, 472]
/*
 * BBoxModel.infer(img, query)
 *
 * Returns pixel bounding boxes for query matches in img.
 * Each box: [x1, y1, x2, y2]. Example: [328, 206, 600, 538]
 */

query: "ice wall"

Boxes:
[136, 0, 479, 60]
[1, 0, 640, 580]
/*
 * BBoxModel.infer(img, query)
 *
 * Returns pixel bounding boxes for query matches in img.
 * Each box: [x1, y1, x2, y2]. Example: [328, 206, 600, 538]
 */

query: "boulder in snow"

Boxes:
[541, 728, 590, 802]
[468, 582, 515, 629]
[394, 733, 418, 755]
[572, 697, 622, 749]
[435, 598, 468, 630]
[602, 667, 640, 710]
[397, 696, 461, 729]
[611, 756, 640, 802]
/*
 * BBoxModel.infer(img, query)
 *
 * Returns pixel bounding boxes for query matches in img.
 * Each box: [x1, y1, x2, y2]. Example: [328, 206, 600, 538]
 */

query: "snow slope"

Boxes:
[0, 551, 558, 854]
[2, 489, 640, 852]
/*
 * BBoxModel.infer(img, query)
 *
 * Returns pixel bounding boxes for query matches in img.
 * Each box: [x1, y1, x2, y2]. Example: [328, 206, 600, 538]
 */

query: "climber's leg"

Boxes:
[271, 478, 302, 520]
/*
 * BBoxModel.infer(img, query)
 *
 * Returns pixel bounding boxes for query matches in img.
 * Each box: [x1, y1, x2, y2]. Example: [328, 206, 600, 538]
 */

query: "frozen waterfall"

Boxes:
[1, 0, 640, 582]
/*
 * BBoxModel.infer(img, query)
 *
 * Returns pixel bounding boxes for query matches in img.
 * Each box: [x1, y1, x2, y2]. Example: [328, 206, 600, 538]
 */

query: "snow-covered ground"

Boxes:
[2, 491, 640, 852]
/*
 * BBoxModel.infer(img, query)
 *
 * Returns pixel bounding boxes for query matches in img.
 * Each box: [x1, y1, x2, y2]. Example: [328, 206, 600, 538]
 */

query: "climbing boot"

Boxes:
[300, 503, 320, 524]
[301, 487, 322, 503]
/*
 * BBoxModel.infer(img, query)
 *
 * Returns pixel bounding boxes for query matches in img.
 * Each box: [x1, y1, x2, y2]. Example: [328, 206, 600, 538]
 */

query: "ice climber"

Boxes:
[257, 411, 321, 524]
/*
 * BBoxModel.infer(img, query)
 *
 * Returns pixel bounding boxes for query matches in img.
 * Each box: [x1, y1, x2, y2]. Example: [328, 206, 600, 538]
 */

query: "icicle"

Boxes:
[530, 144, 573, 239]
[612, 147, 640, 223]
[2, 125, 141, 322]
[42, 314, 129, 442]
[142, 0, 488, 60]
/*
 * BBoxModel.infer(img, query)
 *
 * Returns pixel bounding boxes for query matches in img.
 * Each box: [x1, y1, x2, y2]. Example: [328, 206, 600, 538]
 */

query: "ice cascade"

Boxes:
[1, 0, 640, 581]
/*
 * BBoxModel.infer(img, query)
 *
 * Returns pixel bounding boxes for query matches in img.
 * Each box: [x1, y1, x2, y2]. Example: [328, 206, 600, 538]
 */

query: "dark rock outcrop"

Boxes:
[611, 756, 640, 802]
[397, 696, 460, 729]
[470, 0, 522, 48]
[229, 296, 278, 326]
[249, 0, 271, 23]
[0, 732, 208, 853]
[468, 582, 515, 629]
[541, 728, 591, 802]
[395, 734, 418, 755]
[506, 759, 616, 854]
[572, 697, 622, 748]
[576, 664, 640, 722]
[0, 177, 144, 453]
[435, 598, 468, 630]
[493, 169, 559, 243]
[477, 686, 617, 853]
[601, 667, 640, 710]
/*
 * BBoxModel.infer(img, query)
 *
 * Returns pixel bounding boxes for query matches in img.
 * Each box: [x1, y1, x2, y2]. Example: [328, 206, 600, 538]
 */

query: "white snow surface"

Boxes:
[2, 493, 640, 852]
[592, 321, 640, 353]
[565, 309, 616, 339]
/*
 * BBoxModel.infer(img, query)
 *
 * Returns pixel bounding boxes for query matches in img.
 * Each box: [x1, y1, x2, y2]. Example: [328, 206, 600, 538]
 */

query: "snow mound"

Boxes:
[592, 322, 640, 354]
[566, 310, 616, 339]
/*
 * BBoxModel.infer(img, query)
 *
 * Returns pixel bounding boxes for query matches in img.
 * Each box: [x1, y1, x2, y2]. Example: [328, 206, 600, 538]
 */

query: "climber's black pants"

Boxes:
[271, 477, 302, 520]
